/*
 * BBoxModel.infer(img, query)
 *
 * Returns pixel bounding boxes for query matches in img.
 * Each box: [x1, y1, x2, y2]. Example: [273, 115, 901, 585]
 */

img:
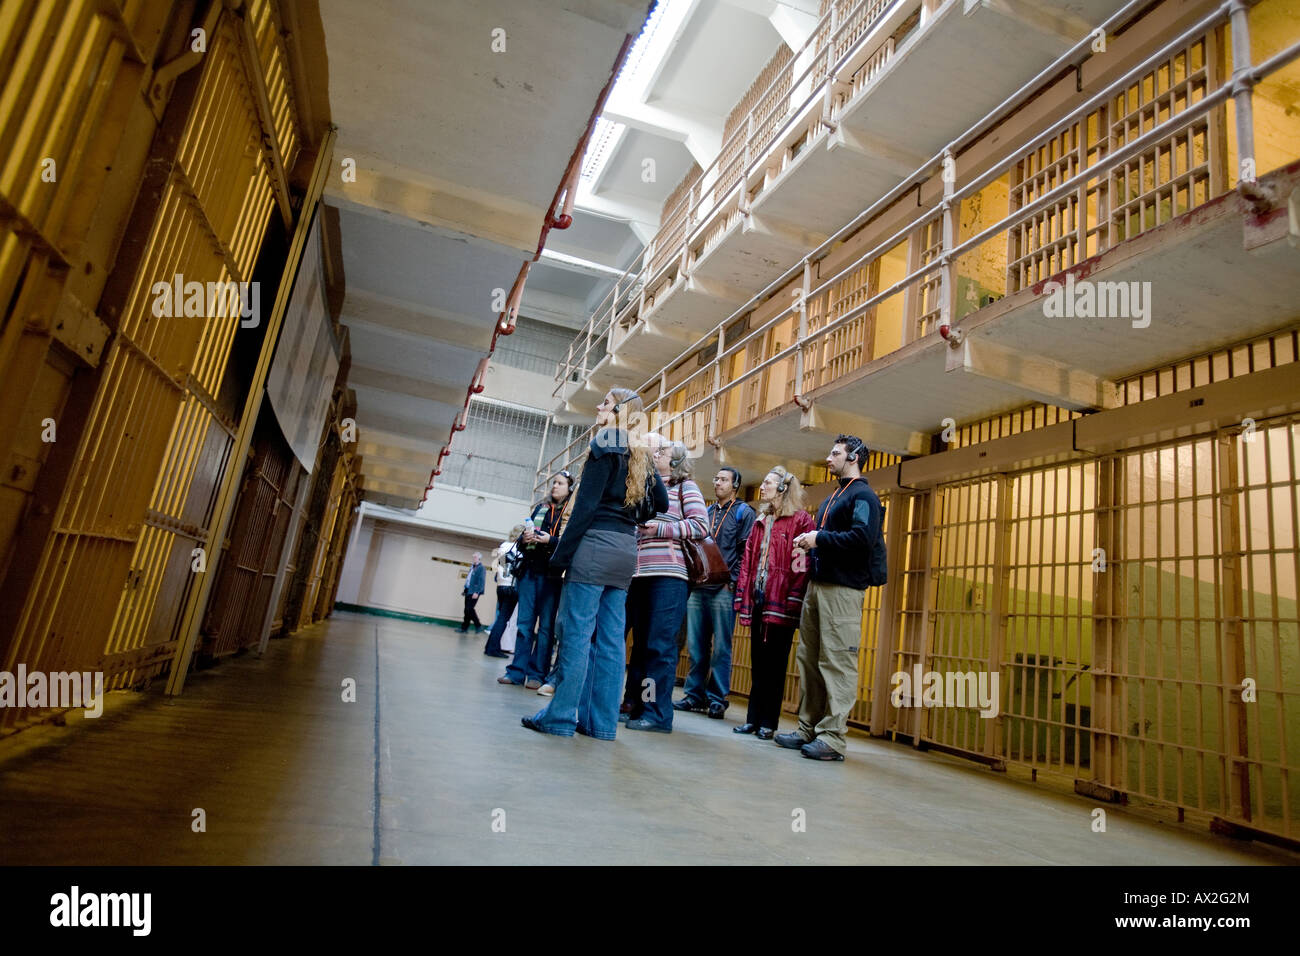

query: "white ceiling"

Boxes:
[579, 0, 807, 242]
[318, 0, 649, 506]
[595, 126, 698, 204]
[651, 1, 782, 115]
[316, 0, 815, 507]
[322, 0, 651, 215]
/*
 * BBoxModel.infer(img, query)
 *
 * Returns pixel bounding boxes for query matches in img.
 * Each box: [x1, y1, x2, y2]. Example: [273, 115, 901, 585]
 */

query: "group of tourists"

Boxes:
[476, 385, 887, 762]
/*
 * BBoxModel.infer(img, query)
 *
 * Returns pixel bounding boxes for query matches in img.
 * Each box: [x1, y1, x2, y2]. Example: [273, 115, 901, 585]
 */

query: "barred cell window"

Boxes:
[442, 399, 550, 501]
[492, 316, 575, 378]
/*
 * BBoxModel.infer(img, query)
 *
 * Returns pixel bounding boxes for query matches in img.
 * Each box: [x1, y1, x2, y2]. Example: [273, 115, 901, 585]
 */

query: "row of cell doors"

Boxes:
[696, 415, 1296, 843]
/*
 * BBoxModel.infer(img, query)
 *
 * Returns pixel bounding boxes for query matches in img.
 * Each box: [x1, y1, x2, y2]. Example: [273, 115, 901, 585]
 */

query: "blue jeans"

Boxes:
[483, 586, 517, 655]
[529, 582, 627, 739]
[543, 590, 565, 685]
[682, 585, 737, 708]
[623, 575, 689, 728]
[505, 569, 560, 683]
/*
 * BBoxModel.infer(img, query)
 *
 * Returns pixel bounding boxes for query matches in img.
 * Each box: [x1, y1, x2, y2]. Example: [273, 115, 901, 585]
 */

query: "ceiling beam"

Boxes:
[356, 441, 437, 471]
[601, 97, 724, 169]
[538, 248, 628, 280]
[363, 475, 429, 499]
[342, 287, 495, 352]
[360, 428, 444, 457]
[324, 150, 542, 255]
[360, 460, 432, 488]
[518, 287, 588, 327]
[355, 407, 460, 444]
[348, 365, 468, 405]
[743, 212, 830, 251]
[944, 336, 1120, 411]
[572, 188, 662, 230]
[829, 127, 932, 179]
[363, 490, 421, 511]
[798, 400, 930, 457]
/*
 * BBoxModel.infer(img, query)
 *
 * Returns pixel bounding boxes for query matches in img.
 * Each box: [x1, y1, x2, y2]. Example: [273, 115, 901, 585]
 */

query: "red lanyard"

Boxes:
[818, 478, 861, 529]
[710, 497, 736, 538]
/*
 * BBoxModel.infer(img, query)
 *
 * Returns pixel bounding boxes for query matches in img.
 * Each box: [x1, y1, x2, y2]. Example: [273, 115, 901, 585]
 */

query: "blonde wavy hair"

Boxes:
[607, 387, 653, 508]
[763, 465, 806, 518]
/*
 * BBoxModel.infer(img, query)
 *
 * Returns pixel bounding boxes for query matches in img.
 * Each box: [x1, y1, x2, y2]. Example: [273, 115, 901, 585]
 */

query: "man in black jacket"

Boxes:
[777, 435, 884, 761]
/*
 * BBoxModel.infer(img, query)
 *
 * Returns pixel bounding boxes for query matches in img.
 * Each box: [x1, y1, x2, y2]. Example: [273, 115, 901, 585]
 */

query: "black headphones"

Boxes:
[773, 467, 790, 494]
[842, 436, 866, 464]
[669, 443, 687, 470]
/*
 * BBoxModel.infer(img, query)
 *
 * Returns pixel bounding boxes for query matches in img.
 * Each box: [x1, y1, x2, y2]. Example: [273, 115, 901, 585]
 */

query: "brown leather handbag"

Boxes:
[677, 485, 732, 588]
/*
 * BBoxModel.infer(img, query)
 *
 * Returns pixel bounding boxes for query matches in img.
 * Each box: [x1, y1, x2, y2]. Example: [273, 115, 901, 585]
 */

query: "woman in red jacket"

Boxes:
[732, 466, 814, 740]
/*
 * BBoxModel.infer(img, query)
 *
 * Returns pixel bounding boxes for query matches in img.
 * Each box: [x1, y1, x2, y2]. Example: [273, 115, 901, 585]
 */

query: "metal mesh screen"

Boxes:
[493, 316, 573, 378]
[444, 399, 549, 501]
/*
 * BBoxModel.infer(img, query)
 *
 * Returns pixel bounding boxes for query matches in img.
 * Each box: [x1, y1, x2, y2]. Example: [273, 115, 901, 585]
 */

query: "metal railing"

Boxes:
[554, 0, 912, 390]
[538, 0, 1299, 496]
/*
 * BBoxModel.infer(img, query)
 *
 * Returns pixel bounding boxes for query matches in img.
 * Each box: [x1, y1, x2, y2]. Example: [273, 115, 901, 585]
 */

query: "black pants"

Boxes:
[461, 593, 482, 631]
[746, 619, 795, 731]
[483, 586, 518, 654]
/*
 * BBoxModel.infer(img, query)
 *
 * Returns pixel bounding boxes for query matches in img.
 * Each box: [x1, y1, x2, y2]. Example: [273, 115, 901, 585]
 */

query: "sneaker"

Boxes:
[524, 678, 542, 690]
[800, 738, 845, 761]
[774, 730, 810, 749]
[625, 718, 672, 734]
[672, 697, 706, 713]
[537, 683, 555, 697]
[706, 702, 726, 719]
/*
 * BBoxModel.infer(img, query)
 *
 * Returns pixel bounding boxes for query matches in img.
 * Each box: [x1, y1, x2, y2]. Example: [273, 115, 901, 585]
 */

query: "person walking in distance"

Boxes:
[459, 552, 486, 633]
[521, 389, 667, 739]
[776, 436, 886, 761]
[731, 467, 813, 740]
[499, 471, 574, 688]
[676, 466, 755, 718]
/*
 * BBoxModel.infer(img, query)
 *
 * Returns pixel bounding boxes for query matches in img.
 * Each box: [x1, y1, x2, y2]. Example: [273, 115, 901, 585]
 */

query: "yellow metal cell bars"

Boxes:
[915, 478, 1002, 758]
[1234, 414, 1299, 840]
[1, 3, 303, 720]
[1002, 462, 1098, 777]
[1109, 436, 1233, 819]
[0, 0, 108, 293]
[1110, 31, 1224, 242]
[884, 490, 934, 739]
[0, 0, 155, 581]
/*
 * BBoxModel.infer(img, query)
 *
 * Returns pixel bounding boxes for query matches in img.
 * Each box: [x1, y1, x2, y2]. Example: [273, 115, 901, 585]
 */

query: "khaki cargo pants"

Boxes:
[795, 581, 864, 755]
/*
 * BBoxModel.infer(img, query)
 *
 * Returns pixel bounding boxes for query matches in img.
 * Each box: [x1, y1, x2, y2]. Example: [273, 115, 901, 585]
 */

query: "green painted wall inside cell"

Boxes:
[914, 562, 1297, 826]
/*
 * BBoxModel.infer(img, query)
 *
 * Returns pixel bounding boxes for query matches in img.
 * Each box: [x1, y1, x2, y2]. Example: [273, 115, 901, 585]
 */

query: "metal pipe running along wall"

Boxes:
[425, 7, 651, 501]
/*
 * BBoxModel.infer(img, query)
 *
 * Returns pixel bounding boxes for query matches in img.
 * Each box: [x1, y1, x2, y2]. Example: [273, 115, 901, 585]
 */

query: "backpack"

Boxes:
[501, 542, 526, 579]
[866, 500, 887, 587]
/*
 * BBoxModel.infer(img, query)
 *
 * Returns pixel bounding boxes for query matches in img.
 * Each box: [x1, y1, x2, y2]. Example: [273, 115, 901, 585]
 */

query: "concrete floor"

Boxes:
[0, 610, 1294, 865]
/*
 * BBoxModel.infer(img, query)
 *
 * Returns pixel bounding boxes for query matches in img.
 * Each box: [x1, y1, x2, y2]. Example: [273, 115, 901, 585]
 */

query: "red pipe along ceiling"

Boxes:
[425, 16, 644, 501]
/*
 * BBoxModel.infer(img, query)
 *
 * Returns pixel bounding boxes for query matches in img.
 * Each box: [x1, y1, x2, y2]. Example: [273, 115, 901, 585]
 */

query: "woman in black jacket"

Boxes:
[522, 388, 667, 739]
